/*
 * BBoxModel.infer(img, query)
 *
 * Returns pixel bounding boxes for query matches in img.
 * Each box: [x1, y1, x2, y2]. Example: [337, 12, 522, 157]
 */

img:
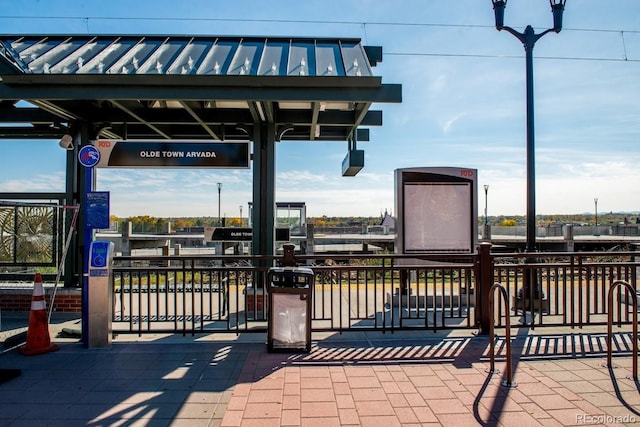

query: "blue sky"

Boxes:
[1, 0, 639, 219]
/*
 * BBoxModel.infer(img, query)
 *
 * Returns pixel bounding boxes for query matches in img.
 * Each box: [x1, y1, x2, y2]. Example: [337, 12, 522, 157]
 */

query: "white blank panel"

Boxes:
[403, 182, 471, 252]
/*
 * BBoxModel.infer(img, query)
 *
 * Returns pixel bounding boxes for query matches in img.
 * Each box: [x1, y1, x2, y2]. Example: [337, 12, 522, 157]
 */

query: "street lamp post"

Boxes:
[483, 184, 490, 241]
[217, 182, 222, 226]
[239, 205, 243, 227]
[484, 185, 490, 226]
[492, 0, 566, 253]
[492, 0, 566, 307]
[594, 197, 599, 237]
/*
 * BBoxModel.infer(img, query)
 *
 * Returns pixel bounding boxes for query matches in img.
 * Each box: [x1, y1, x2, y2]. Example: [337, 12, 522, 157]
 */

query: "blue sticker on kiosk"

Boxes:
[78, 145, 100, 168]
[87, 192, 110, 229]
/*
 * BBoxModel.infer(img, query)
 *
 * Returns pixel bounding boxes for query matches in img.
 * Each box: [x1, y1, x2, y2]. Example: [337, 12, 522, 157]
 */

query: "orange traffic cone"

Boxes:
[19, 273, 59, 356]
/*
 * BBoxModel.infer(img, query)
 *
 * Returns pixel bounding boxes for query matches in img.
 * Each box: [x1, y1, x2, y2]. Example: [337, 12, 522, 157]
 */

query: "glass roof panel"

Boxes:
[198, 40, 237, 75]
[14, 37, 55, 67]
[166, 39, 211, 75]
[227, 40, 264, 75]
[49, 38, 111, 74]
[107, 38, 164, 75]
[136, 38, 187, 74]
[79, 38, 137, 74]
[340, 41, 373, 77]
[2, 36, 378, 78]
[19, 38, 73, 73]
[288, 41, 315, 76]
[315, 42, 343, 77]
[8, 37, 35, 56]
[258, 40, 288, 76]
[38, 38, 91, 74]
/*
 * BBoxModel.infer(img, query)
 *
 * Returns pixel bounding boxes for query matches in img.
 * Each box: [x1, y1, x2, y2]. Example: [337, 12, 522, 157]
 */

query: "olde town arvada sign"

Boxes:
[92, 140, 250, 168]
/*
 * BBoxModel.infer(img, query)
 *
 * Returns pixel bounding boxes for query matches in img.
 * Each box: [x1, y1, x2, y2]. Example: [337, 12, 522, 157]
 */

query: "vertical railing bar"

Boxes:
[338, 266, 343, 332]
[570, 257, 576, 327]
[543, 265, 550, 326]
[617, 268, 623, 327]
[578, 262, 588, 329]
[448, 268, 454, 319]
[496, 269, 503, 328]
[137, 270, 142, 335]
[350, 267, 355, 323]
[592, 265, 598, 317]
[381, 261, 386, 332]
[553, 266, 562, 316]
[373, 265, 378, 329]
[563, 264, 568, 326]
[600, 265, 606, 314]
[129, 270, 134, 333]
[174, 263, 179, 333]
[440, 269, 446, 328]
[467, 270, 472, 327]
[622, 266, 630, 324]
[431, 268, 437, 332]
[167, 269, 172, 328]
[155, 271, 161, 324]
[233, 269, 239, 332]
[182, 259, 187, 334]
[423, 268, 429, 329]
[145, 270, 151, 330]
[362, 267, 367, 321]
[528, 262, 535, 330]
[205, 268, 211, 323]
[587, 265, 593, 324]
[391, 267, 396, 331]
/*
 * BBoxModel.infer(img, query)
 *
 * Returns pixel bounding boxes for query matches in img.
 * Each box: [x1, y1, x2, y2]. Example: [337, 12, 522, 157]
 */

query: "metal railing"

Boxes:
[490, 251, 639, 329]
[111, 252, 477, 335]
[110, 248, 640, 336]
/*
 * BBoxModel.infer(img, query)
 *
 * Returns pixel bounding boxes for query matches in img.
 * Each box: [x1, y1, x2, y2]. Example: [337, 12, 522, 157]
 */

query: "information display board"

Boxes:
[395, 167, 478, 254]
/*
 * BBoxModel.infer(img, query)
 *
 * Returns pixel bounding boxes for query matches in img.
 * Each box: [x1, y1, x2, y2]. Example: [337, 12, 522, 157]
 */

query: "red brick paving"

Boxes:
[221, 336, 640, 426]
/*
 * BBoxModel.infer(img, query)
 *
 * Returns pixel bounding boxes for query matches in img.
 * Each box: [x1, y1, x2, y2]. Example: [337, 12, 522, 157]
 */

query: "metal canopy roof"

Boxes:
[0, 35, 401, 142]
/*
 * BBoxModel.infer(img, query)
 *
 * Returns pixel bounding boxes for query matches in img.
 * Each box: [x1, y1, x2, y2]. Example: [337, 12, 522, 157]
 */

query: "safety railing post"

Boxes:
[477, 242, 493, 334]
[606, 280, 638, 380]
[487, 282, 517, 387]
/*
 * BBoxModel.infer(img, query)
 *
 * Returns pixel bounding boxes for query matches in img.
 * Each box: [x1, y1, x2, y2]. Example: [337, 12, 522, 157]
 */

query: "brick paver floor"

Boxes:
[222, 334, 640, 426]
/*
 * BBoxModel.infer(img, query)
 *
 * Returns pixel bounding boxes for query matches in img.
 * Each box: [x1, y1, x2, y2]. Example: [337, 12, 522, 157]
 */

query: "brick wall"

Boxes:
[0, 287, 82, 313]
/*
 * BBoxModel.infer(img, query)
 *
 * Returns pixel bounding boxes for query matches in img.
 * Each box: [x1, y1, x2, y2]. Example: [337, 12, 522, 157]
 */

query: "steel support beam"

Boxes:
[252, 122, 276, 263]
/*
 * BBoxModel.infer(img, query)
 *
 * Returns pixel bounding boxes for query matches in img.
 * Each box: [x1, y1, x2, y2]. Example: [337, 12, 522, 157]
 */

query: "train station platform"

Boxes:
[1, 316, 639, 426]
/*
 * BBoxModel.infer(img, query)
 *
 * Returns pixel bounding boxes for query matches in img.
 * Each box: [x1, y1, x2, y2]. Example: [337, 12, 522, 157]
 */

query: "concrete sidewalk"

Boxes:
[1, 322, 639, 426]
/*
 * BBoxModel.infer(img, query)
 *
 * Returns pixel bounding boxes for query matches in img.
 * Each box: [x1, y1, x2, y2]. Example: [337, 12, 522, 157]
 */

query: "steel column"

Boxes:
[252, 123, 276, 261]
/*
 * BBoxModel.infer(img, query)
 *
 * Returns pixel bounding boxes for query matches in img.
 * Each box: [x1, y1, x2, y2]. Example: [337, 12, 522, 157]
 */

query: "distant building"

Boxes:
[379, 209, 395, 232]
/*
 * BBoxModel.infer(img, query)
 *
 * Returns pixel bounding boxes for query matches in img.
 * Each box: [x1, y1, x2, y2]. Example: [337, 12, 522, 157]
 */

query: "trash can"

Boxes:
[267, 267, 313, 352]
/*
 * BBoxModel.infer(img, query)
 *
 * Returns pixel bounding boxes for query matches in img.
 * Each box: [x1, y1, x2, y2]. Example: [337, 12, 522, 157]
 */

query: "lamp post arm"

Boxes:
[534, 28, 558, 44]
[499, 26, 526, 45]
[499, 25, 557, 51]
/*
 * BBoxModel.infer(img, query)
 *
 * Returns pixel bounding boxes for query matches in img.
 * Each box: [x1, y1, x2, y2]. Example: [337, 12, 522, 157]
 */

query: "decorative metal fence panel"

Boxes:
[0, 205, 58, 266]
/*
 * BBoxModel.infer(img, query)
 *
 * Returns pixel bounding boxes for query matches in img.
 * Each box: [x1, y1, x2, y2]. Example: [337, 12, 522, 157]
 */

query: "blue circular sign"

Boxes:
[78, 145, 100, 168]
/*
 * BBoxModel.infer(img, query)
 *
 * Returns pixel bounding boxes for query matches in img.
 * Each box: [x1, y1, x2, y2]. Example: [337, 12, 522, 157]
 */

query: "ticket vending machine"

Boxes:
[87, 240, 115, 348]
